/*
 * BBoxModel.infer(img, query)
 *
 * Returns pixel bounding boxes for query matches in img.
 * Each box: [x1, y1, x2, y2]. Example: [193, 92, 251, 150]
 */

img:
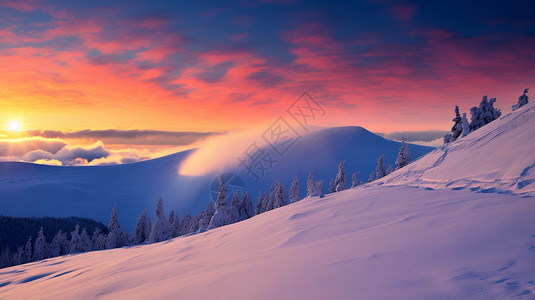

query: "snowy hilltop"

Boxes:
[382, 101, 535, 196]
[0, 103, 534, 299]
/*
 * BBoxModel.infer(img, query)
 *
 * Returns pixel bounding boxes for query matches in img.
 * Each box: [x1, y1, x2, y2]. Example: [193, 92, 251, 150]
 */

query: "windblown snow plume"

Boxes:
[179, 127, 273, 176]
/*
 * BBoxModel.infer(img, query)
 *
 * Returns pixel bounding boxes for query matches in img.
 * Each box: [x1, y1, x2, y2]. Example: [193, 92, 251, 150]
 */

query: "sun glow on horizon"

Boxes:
[7, 120, 22, 131]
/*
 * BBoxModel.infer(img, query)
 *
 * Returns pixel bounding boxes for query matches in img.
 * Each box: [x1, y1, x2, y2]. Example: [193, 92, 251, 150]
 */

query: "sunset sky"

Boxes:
[1, 0, 534, 165]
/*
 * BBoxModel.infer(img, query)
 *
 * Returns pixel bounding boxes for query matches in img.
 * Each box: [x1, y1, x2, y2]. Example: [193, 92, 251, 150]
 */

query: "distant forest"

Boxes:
[0, 215, 108, 254]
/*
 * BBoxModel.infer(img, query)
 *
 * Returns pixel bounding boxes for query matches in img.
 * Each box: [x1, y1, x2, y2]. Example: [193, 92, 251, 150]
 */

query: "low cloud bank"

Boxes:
[0, 137, 156, 166]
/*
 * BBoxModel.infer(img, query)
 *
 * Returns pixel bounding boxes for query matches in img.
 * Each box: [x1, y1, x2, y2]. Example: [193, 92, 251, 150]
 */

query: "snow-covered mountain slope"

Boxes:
[0, 127, 432, 230]
[1, 104, 535, 299]
[0, 186, 533, 299]
[380, 102, 535, 196]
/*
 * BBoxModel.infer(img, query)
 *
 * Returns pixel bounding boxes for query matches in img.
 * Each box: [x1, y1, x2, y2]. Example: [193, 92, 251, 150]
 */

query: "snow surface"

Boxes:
[0, 186, 534, 299]
[0, 127, 432, 230]
[1, 104, 534, 299]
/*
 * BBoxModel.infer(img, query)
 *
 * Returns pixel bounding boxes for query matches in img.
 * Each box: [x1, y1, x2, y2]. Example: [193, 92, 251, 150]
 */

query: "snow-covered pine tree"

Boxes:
[49, 231, 62, 257]
[443, 133, 453, 144]
[180, 212, 192, 235]
[306, 169, 315, 197]
[451, 105, 463, 140]
[335, 160, 347, 192]
[168, 209, 180, 238]
[50, 230, 69, 257]
[229, 191, 241, 224]
[190, 214, 201, 233]
[315, 180, 324, 198]
[351, 171, 360, 188]
[255, 192, 265, 215]
[395, 138, 411, 170]
[289, 175, 300, 203]
[209, 176, 230, 229]
[512, 88, 529, 111]
[272, 179, 287, 209]
[149, 197, 171, 243]
[144, 214, 152, 240]
[33, 226, 47, 261]
[461, 113, 470, 137]
[198, 202, 215, 232]
[482, 97, 501, 124]
[69, 224, 82, 254]
[470, 95, 501, 131]
[131, 211, 149, 245]
[385, 164, 393, 175]
[263, 181, 277, 212]
[368, 171, 375, 183]
[242, 191, 254, 219]
[106, 204, 127, 249]
[80, 228, 92, 252]
[14, 247, 24, 266]
[91, 228, 107, 251]
[23, 236, 32, 263]
[469, 106, 481, 132]
[444, 106, 462, 143]
[375, 155, 386, 179]
[329, 178, 336, 193]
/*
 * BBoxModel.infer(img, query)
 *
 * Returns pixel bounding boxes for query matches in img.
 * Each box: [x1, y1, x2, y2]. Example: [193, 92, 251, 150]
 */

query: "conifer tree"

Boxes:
[289, 175, 300, 203]
[470, 95, 501, 131]
[368, 171, 375, 183]
[315, 180, 324, 198]
[80, 228, 92, 252]
[461, 113, 470, 137]
[168, 209, 180, 238]
[242, 191, 254, 219]
[351, 171, 360, 188]
[106, 204, 127, 249]
[91, 228, 107, 251]
[395, 139, 411, 169]
[512, 88, 529, 111]
[24, 236, 32, 263]
[451, 105, 463, 140]
[255, 192, 265, 215]
[272, 179, 287, 209]
[229, 191, 241, 224]
[329, 178, 336, 193]
[50, 230, 69, 256]
[209, 176, 230, 229]
[149, 197, 170, 243]
[335, 160, 347, 192]
[33, 226, 47, 261]
[69, 224, 82, 254]
[132, 211, 149, 245]
[376, 155, 386, 179]
[306, 169, 315, 197]
[180, 213, 192, 235]
[198, 202, 215, 232]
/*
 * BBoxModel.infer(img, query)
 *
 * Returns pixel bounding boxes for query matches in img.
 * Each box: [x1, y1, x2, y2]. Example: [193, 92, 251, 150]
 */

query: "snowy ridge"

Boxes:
[381, 102, 535, 196]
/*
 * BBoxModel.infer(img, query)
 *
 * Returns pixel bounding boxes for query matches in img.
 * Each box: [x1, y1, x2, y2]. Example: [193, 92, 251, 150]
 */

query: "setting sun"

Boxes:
[8, 120, 22, 131]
